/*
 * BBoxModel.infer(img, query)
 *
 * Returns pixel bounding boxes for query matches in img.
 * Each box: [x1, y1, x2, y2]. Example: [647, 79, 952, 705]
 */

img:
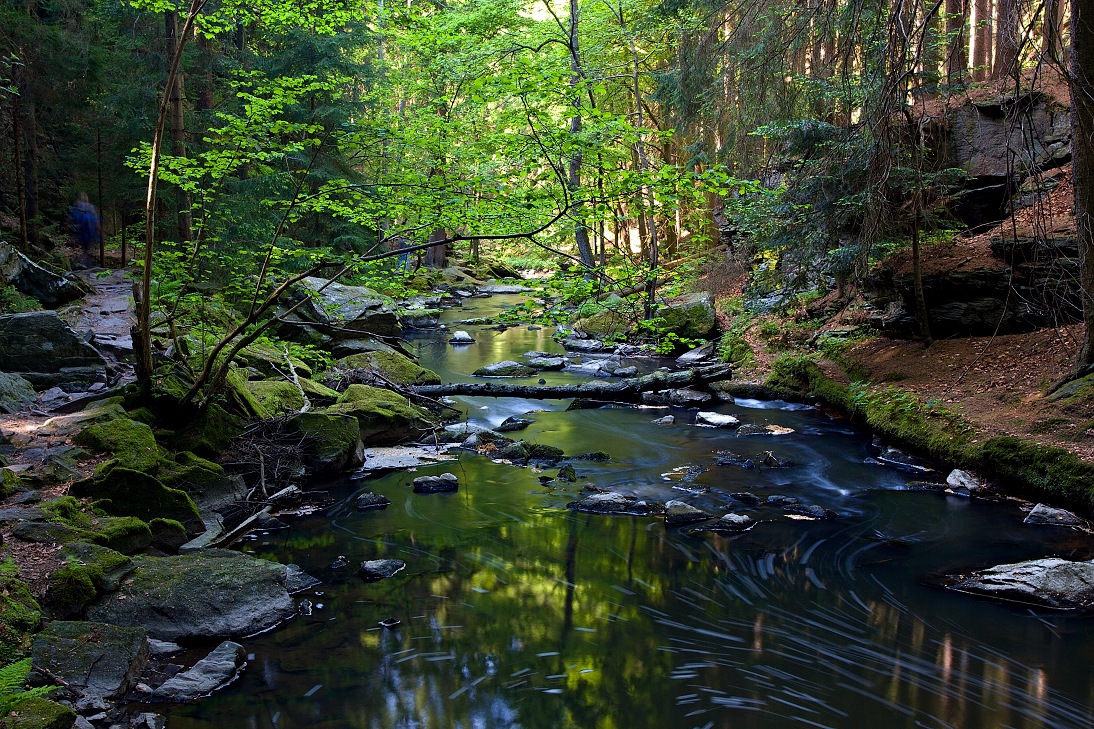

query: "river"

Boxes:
[160, 295, 1094, 729]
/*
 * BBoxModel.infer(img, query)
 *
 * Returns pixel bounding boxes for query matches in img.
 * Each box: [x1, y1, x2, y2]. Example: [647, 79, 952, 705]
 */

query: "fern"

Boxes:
[0, 659, 54, 716]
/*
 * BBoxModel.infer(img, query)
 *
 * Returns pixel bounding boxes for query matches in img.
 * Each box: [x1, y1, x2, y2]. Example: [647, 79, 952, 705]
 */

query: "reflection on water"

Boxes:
[160, 296, 1094, 729]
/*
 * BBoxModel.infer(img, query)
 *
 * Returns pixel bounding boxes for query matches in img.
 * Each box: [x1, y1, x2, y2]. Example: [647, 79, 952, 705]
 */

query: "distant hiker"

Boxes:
[395, 236, 411, 271]
[69, 192, 103, 267]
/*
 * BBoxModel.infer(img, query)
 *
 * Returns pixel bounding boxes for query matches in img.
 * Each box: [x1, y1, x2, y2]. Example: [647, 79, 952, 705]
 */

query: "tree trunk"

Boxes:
[20, 101, 39, 248]
[972, 0, 993, 80]
[97, 128, 105, 266]
[1043, 0, 1065, 64]
[11, 97, 27, 252]
[566, 0, 595, 268]
[945, 0, 969, 84]
[412, 364, 732, 401]
[166, 11, 193, 243]
[992, 0, 1020, 78]
[424, 227, 446, 268]
[1072, 0, 1094, 369]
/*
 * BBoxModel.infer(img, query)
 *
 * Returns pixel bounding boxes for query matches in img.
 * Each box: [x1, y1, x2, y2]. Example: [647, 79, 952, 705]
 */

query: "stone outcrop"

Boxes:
[0, 311, 107, 389]
[950, 557, 1094, 610]
[0, 240, 87, 308]
[31, 621, 148, 701]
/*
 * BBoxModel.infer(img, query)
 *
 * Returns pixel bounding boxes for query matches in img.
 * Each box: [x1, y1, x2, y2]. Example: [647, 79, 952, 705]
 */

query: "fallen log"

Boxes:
[411, 364, 732, 402]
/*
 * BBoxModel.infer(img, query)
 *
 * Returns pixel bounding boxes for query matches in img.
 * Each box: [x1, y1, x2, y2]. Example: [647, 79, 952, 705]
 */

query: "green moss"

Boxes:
[89, 517, 152, 555]
[225, 367, 270, 419]
[238, 343, 313, 379]
[573, 308, 632, 340]
[0, 569, 41, 665]
[977, 437, 1094, 509]
[297, 377, 341, 401]
[244, 380, 305, 414]
[335, 350, 441, 386]
[0, 470, 17, 499]
[328, 385, 434, 443]
[41, 565, 97, 619]
[157, 451, 229, 501]
[0, 696, 75, 729]
[149, 519, 188, 554]
[169, 403, 246, 457]
[287, 412, 362, 472]
[58, 543, 133, 592]
[74, 418, 161, 473]
[40, 497, 91, 530]
[69, 469, 202, 533]
[657, 295, 716, 339]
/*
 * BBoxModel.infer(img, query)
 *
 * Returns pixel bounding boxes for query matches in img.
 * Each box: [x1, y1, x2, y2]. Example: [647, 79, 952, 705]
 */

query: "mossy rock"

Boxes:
[10, 522, 87, 546]
[40, 496, 92, 529]
[0, 468, 20, 499]
[286, 412, 363, 474]
[658, 292, 717, 340]
[41, 565, 98, 619]
[244, 380, 305, 414]
[573, 307, 632, 340]
[59, 542, 134, 592]
[498, 441, 564, 463]
[90, 517, 152, 555]
[334, 350, 441, 386]
[327, 385, 434, 444]
[157, 451, 231, 502]
[238, 343, 313, 379]
[297, 377, 341, 402]
[73, 418, 161, 473]
[169, 403, 246, 458]
[37, 402, 126, 438]
[225, 366, 270, 419]
[149, 519, 188, 554]
[977, 436, 1094, 509]
[0, 696, 76, 729]
[0, 572, 41, 664]
[70, 469, 202, 534]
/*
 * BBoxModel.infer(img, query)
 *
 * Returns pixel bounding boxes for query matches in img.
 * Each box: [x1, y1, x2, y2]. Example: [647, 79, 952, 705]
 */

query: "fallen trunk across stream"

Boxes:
[411, 363, 732, 401]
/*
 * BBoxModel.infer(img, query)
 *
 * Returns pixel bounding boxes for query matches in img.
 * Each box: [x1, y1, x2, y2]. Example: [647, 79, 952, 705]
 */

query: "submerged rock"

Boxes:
[950, 558, 1094, 610]
[874, 446, 933, 473]
[1024, 503, 1086, 528]
[663, 500, 713, 527]
[473, 360, 537, 377]
[785, 504, 839, 520]
[566, 492, 664, 516]
[151, 641, 246, 702]
[359, 559, 406, 581]
[356, 492, 392, 511]
[730, 492, 761, 505]
[412, 472, 459, 493]
[497, 416, 533, 432]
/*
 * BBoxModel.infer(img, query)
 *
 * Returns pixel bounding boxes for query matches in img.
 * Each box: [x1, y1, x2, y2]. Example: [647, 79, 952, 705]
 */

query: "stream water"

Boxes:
[161, 295, 1094, 729]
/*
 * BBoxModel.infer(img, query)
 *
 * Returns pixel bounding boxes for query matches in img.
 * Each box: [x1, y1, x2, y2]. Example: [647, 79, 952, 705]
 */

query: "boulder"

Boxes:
[566, 492, 664, 516]
[612, 366, 638, 377]
[297, 277, 402, 338]
[730, 492, 761, 504]
[737, 424, 795, 436]
[950, 557, 1094, 610]
[70, 469, 202, 534]
[556, 464, 577, 482]
[236, 343, 312, 379]
[642, 388, 712, 406]
[325, 385, 434, 445]
[651, 415, 675, 425]
[785, 504, 839, 519]
[0, 312, 107, 389]
[663, 500, 713, 527]
[356, 492, 392, 511]
[657, 292, 716, 340]
[694, 412, 741, 428]
[676, 342, 715, 364]
[358, 559, 406, 581]
[87, 550, 306, 641]
[705, 513, 754, 532]
[285, 411, 364, 473]
[335, 350, 441, 386]
[244, 380, 306, 414]
[449, 330, 475, 344]
[497, 416, 533, 432]
[562, 337, 605, 352]
[1023, 503, 1086, 528]
[31, 621, 148, 700]
[573, 308, 631, 340]
[150, 641, 246, 702]
[473, 360, 537, 377]
[0, 240, 86, 308]
[0, 372, 36, 414]
[412, 473, 459, 493]
[525, 356, 566, 370]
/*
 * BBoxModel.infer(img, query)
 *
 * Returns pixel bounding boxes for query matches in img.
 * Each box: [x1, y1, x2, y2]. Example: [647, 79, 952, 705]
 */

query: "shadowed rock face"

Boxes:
[950, 558, 1094, 610]
[0, 311, 107, 389]
[32, 621, 148, 701]
[0, 241, 87, 308]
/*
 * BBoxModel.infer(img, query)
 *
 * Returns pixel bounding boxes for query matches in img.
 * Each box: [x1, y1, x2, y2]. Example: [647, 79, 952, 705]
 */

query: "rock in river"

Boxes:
[566, 492, 664, 516]
[413, 472, 459, 493]
[359, 559, 406, 581]
[703, 513, 755, 533]
[694, 411, 741, 428]
[1023, 503, 1086, 528]
[473, 360, 537, 377]
[151, 641, 246, 702]
[357, 492, 392, 511]
[950, 558, 1094, 609]
[87, 550, 312, 641]
[664, 500, 713, 527]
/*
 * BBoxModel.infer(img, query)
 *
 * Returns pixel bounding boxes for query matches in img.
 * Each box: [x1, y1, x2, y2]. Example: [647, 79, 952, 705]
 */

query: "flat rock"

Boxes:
[651, 415, 675, 425]
[950, 557, 1094, 610]
[785, 504, 838, 520]
[0, 371, 36, 414]
[874, 446, 933, 473]
[412, 472, 459, 493]
[32, 621, 148, 701]
[664, 500, 714, 526]
[361, 445, 456, 471]
[479, 284, 531, 294]
[86, 550, 300, 641]
[566, 492, 664, 516]
[151, 641, 246, 702]
[526, 356, 566, 370]
[612, 366, 638, 377]
[356, 492, 392, 511]
[1024, 503, 1086, 528]
[694, 411, 741, 428]
[563, 338, 605, 352]
[730, 492, 761, 504]
[704, 513, 755, 532]
[642, 388, 712, 406]
[676, 342, 715, 364]
[359, 559, 406, 581]
[737, 424, 795, 436]
[473, 360, 536, 377]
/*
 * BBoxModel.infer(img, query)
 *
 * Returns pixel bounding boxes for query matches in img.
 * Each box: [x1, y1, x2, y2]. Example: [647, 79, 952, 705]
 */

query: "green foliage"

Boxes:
[0, 285, 39, 314]
[0, 660, 54, 717]
[977, 437, 1094, 509]
[0, 562, 41, 666]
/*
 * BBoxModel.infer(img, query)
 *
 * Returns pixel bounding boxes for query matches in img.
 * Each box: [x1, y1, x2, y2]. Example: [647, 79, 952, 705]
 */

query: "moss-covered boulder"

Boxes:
[36, 401, 126, 438]
[285, 412, 363, 474]
[169, 403, 246, 458]
[91, 517, 152, 555]
[237, 343, 313, 379]
[244, 380, 306, 414]
[658, 292, 717, 340]
[334, 350, 441, 386]
[0, 696, 76, 729]
[327, 385, 434, 444]
[157, 451, 232, 501]
[31, 621, 147, 701]
[224, 366, 269, 419]
[0, 371, 36, 415]
[573, 307, 632, 341]
[73, 418, 161, 473]
[41, 565, 97, 619]
[149, 519, 188, 554]
[59, 542, 135, 592]
[0, 570, 41, 664]
[70, 469, 202, 534]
